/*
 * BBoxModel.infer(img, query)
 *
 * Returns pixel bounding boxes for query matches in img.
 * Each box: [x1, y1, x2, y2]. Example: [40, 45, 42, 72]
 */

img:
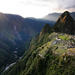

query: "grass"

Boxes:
[39, 42, 51, 56]
[58, 34, 70, 40]
[55, 49, 67, 55]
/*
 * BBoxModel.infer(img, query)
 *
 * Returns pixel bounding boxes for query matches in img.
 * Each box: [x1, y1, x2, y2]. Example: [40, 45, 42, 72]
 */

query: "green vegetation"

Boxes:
[55, 49, 67, 54]
[58, 34, 70, 40]
[2, 11, 75, 75]
[0, 46, 15, 74]
[54, 11, 75, 34]
[3, 31, 75, 75]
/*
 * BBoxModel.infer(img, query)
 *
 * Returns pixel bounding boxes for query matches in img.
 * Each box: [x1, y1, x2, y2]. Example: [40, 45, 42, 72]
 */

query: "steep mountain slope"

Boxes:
[3, 13, 75, 75]
[0, 48, 15, 73]
[54, 11, 75, 34]
[0, 13, 54, 74]
[3, 32, 75, 75]
[44, 12, 75, 21]
[0, 13, 54, 54]
[0, 13, 54, 51]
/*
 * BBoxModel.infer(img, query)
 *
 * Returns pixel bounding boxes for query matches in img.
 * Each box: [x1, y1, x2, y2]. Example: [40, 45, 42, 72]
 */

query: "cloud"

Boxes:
[19, 0, 75, 16]
[65, 4, 75, 9]
[58, 0, 75, 9]
[18, 0, 75, 10]
[33, 0, 75, 10]
[0, 0, 75, 18]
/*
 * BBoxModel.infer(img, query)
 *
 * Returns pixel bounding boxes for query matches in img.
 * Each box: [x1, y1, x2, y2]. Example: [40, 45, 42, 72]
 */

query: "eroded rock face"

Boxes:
[54, 11, 75, 34]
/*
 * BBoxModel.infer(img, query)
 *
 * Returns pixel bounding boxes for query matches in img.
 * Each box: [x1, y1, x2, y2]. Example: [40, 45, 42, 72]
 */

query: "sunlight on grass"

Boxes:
[58, 34, 70, 40]
[39, 42, 51, 56]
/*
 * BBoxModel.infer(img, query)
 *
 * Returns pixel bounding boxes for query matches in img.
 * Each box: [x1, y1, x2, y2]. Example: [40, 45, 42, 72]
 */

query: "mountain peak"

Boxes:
[40, 24, 51, 35]
[54, 11, 75, 34]
[60, 11, 72, 21]
[62, 11, 70, 15]
[39, 24, 51, 39]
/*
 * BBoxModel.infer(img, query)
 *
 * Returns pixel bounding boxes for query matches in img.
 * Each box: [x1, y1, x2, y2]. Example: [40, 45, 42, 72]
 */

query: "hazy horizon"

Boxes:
[0, 0, 75, 18]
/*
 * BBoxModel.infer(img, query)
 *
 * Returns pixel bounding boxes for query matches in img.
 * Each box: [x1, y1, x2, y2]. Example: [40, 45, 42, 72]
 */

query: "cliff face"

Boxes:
[54, 11, 75, 34]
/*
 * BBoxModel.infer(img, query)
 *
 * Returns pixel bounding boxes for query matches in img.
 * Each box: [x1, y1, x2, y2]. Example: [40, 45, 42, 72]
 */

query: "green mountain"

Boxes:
[40, 24, 52, 35]
[0, 40, 16, 74]
[0, 12, 54, 73]
[3, 11, 75, 75]
[54, 11, 75, 34]
[3, 32, 75, 75]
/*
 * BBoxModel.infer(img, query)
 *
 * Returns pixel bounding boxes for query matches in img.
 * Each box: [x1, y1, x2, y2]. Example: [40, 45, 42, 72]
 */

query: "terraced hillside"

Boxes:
[3, 32, 75, 75]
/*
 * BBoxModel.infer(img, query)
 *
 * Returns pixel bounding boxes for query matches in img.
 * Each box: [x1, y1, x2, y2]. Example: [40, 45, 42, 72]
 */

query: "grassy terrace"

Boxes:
[39, 41, 51, 56]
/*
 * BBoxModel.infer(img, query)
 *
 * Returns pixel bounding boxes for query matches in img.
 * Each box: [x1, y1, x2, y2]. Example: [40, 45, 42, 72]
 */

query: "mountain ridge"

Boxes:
[54, 11, 75, 34]
[0, 12, 54, 74]
[3, 11, 75, 75]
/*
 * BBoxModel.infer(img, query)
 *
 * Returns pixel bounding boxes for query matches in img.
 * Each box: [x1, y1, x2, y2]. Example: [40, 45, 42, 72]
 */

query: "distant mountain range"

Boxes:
[44, 12, 75, 21]
[0, 13, 54, 50]
[0, 12, 54, 71]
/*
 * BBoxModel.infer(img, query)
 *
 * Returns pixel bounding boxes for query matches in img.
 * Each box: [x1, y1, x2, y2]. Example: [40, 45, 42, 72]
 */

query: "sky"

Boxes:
[0, 0, 75, 18]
